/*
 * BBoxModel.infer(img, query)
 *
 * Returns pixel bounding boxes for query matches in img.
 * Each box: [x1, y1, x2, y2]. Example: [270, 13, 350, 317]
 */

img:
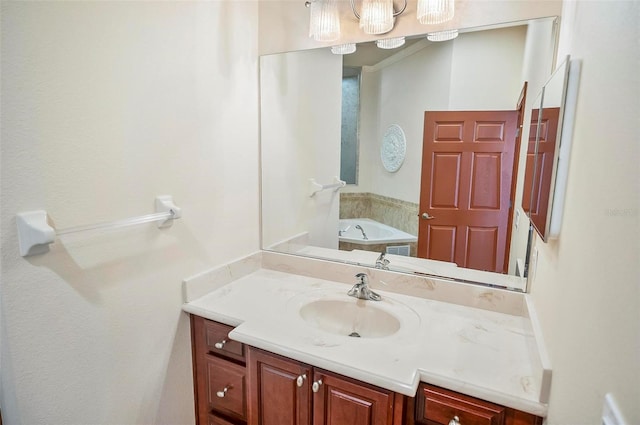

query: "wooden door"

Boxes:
[418, 111, 518, 273]
[312, 370, 395, 425]
[527, 107, 560, 239]
[247, 348, 312, 425]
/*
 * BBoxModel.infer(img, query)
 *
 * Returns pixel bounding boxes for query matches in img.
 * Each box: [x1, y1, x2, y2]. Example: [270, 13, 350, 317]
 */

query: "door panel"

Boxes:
[465, 227, 499, 271]
[313, 370, 394, 425]
[469, 153, 502, 210]
[431, 153, 462, 208]
[426, 226, 457, 263]
[418, 111, 518, 273]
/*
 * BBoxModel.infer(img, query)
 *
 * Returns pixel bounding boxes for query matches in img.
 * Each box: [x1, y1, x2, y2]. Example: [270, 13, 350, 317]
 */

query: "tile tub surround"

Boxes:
[182, 251, 551, 416]
[340, 192, 419, 236]
[339, 240, 418, 257]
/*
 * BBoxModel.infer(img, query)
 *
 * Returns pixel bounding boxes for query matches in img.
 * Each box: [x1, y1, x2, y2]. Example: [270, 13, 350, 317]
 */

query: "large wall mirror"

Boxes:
[260, 17, 559, 292]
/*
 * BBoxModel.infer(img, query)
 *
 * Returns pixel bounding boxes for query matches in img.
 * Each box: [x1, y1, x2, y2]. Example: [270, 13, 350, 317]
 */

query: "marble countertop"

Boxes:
[182, 266, 548, 416]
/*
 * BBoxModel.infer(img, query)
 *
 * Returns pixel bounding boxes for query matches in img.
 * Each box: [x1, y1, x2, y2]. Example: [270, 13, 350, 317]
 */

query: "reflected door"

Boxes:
[526, 107, 560, 238]
[418, 111, 518, 273]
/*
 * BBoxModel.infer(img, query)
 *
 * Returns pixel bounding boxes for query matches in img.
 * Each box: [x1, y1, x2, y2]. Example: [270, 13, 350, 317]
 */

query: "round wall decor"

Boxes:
[381, 124, 406, 173]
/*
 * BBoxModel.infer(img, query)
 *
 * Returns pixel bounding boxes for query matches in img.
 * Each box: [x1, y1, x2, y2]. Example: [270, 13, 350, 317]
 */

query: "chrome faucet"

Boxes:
[355, 224, 368, 240]
[347, 273, 381, 301]
[338, 225, 351, 236]
[375, 252, 390, 270]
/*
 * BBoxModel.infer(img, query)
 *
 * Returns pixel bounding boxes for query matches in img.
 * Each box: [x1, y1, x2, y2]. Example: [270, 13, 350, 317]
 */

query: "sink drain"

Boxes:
[348, 332, 361, 338]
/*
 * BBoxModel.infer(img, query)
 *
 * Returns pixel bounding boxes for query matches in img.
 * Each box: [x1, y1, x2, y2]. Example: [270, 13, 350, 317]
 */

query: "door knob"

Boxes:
[312, 379, 323, 393]
[448, 416, 461, 425]
[421, 212, 436, 220]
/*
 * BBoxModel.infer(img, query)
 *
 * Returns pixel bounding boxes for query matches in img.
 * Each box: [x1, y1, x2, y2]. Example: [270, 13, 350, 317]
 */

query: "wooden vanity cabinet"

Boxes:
[192, 315, 247, 425]
[191, 316, 542, 425]
[247, 347, 404, 425]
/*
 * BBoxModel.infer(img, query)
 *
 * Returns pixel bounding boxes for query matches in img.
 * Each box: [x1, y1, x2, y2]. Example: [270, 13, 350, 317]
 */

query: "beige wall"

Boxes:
[260, 48, 342, 249]
[528, 1, 640, 424]
[0, 1, 259, 423]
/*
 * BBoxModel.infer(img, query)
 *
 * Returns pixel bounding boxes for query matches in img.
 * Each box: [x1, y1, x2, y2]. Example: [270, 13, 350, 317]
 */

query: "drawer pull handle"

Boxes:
[312, 379, 323, 393]
[214, 340, 227, 349]
[216, 385, 231, 398]
[449, 416, 461, 425]
[296, 374, 307, 387]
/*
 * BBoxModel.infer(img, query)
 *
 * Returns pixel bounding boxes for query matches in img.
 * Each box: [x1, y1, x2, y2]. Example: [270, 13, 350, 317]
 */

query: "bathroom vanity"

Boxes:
[182, 252, 550, 425]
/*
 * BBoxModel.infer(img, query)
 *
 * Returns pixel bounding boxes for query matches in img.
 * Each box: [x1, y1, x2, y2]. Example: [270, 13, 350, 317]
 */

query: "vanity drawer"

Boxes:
[416, 383, 505, 425]
[205, 354, 247, 421]
[204, 319, 245, 362]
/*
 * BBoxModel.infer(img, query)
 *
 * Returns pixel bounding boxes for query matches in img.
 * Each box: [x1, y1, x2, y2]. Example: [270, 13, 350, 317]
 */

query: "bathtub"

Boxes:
[338, 218, 417, 245]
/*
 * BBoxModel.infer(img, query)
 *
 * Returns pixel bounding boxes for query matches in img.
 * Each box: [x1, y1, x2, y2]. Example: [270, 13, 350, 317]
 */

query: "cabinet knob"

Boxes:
[296, 374, 307, 387]
[448, 416, 461, 425]
[214, 339, 227, 349]
[312, 379, 323, 393]
[216, 385, 231, 398]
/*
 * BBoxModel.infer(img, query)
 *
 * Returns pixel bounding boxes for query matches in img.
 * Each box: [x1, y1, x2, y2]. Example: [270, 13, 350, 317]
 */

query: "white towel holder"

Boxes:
[309, 176, 346, 197]
[16, 195, 181, 257]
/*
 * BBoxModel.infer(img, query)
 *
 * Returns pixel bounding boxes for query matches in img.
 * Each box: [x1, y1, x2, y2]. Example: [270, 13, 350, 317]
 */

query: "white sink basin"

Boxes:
[298, 298, 402, 338]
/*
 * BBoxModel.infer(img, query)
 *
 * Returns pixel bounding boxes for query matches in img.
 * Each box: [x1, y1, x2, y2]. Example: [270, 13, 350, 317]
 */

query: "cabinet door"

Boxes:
[312, 370, 395, 425]
[247, 348, 312, 425]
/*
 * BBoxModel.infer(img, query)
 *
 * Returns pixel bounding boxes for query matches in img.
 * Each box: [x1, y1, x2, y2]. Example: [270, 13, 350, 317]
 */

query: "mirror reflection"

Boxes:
[260, 18, 559, 291]
[522, 57, 570, 241]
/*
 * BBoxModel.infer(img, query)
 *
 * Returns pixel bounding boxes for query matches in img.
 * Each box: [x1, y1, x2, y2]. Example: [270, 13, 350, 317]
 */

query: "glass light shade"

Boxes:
[376, 36, 406, 49]
[360, 0, 394, 35]
[331, 43, 357, 55]
[427, 29, 459, 42]
[308, 0, 340, 42]
[417, 0, 455, 25]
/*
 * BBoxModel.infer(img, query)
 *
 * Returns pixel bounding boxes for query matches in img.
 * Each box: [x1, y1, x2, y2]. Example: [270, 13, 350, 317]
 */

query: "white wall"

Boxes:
[448, 26, 527, 110]
[0, 1, 259, 423]
[260, 49, 342, 249]
[528, 1, 640, 424]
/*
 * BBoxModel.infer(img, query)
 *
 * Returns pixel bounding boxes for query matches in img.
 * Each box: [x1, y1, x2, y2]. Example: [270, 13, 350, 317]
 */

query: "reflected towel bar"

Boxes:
[309, 176, 346, 197]
[16, 195, 181, 257]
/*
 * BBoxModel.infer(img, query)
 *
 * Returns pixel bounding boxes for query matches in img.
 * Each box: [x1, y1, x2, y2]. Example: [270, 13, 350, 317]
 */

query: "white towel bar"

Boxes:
[16, 195, 181, 257]
[309, 176, 346, 197]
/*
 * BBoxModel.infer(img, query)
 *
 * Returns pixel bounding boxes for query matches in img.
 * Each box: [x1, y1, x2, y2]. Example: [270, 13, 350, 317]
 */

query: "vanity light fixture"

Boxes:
[331, 43, 357, 54]
[306, 0, 455, 48]
[376, 36, 406, 49]
[417, 0, 455, 25]
[427, 28, 459, 41]
[307, 0, 341, 42]
[353, 0, 405, 35]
